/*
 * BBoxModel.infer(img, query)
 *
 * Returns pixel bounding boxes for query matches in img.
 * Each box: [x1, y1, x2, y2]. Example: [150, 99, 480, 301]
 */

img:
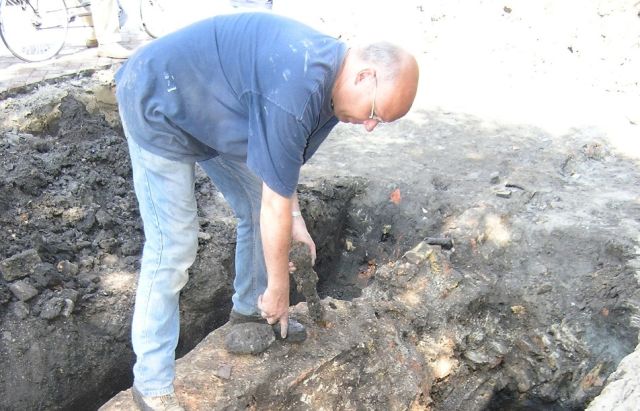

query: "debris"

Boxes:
[290, 242, 325, 323]
[8, 280, 39, 301]
[56, 260, 79, 276]
[424, 237, 454, 250]
[345, 239, 356, 251]
[390, 188, 402, 205]
[511, 305, 526, 315]
[495, 189, 512, 198]
[40, 297, 65, 320]
[403, 241, 435, 265]
[224, 323, 274, 355]
[1, 249, 42, 281]
[505, 182, 526, 191]
[10, 301, 30, 319]
[381, 224, 393, 242]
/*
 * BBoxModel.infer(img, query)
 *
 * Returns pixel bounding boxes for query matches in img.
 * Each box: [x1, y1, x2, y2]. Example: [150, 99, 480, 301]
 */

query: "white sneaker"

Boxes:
[97, 43, 133, 59]
[132, 386, 185, 411]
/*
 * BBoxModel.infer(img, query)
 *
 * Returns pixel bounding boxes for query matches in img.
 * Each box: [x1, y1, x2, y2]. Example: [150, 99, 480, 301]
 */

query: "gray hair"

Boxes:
[355, 42, 407, 81]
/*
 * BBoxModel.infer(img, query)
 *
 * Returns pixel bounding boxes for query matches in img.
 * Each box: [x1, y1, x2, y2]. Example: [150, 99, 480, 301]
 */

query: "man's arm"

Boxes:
[257, 181, 293, 337]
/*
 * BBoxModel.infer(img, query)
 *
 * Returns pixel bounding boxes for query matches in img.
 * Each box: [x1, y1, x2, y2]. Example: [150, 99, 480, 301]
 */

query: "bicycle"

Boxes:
[0, 0, 168, 62]
[0, 0, 267, 62]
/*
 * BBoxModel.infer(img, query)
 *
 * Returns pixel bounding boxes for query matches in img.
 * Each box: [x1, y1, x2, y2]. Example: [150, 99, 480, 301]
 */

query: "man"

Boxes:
[115, 11, 418, 411]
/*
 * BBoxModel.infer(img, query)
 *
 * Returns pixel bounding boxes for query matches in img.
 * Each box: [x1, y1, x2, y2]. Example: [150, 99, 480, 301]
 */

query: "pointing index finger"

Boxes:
[280, 315, 288, 339]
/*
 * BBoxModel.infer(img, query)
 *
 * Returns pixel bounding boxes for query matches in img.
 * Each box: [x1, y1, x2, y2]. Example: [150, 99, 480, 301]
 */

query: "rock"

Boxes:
[62, 207, 87, 225]
[92, 83, 117, 106]
[223, 323, 275, 355]
[78, 256, 96, 270]
[120, 240, 141, 256]
[403, 241, 435, 265]
[494, 189, 512, 198]
[10, 301, 30, 319]
[40, 297, 65, 320]
[59, 289, 80, 303]
[507, 364, 536, 393]
[464, 349, 492, 365]
[8, 280, 39, 301]
[490, 172, 500, 184]
[61, 299, 75, 317]
[95, 210, 113, 228]
[0, 281, 11, 305]
[273, 319, 308, 343]
[103, 299, 430, 411]
[586, 343, 640, 410]
[1, 249, 42, 281]
[56, 261, 79, 276]
[98, 238, 119, 252]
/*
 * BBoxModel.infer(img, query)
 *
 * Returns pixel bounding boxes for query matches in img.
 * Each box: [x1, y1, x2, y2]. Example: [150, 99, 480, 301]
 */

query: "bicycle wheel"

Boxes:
[139, 0, 168, 39]
[0, 0, 69, 62]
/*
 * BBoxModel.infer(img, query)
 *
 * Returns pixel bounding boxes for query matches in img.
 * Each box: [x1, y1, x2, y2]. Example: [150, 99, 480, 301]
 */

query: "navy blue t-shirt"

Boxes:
[115, 12, 347, 197]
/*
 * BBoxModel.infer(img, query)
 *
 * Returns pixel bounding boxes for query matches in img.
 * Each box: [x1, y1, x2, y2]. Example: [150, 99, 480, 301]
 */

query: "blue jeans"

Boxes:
[126, 135, 267, 396]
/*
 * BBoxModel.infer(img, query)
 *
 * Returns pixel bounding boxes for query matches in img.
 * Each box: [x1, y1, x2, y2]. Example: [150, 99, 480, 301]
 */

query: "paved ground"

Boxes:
[0, 1, 273, 95]
[0, 22, 150, 95]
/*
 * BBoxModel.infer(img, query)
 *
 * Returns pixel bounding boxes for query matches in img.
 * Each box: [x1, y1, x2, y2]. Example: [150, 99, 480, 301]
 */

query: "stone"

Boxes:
[10, 301, 30, 319]
[273, 319, 308, 342]
[494, 189, 512, 198]
[464, 350, 491, 365]
[1, 249, 42, 281]
[403, 241, 435, 265]
[40, 297, 65, 320]
[586, 343, 640, 410]
[61, 299, 75, 317]
[8, 280, 39, 301]
[223, 323, 275, 355]
[59, 289, 80, 303]
[56, 261, 79, 276]
[0, 281, 10, 305]
[95, 210, 113, 228]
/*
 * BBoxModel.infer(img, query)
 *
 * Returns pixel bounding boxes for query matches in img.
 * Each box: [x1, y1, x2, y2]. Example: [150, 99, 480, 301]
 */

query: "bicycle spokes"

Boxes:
[0, 0, 69, 61]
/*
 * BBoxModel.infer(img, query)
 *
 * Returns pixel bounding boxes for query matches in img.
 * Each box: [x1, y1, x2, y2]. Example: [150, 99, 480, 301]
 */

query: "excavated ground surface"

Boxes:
[1, 1, 640, 410]
[0, 70, 638, 410]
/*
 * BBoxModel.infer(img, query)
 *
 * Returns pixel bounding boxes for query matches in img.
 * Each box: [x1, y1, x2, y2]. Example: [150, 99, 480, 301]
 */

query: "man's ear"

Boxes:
[355, 67, 376, 85]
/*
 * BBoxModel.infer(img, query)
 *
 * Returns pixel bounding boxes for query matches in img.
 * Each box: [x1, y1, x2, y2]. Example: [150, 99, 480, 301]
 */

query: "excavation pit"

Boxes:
[0, 70, 639, 410]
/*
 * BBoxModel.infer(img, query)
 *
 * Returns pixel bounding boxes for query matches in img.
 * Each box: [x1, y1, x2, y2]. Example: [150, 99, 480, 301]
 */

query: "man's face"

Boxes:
[333, 74, 384, 132]
[333, 60, 419, 131]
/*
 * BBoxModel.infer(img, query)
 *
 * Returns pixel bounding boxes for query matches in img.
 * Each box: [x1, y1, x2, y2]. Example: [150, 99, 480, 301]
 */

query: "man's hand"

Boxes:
[257, 286, 289, 338]
[291, 214, 316, 266]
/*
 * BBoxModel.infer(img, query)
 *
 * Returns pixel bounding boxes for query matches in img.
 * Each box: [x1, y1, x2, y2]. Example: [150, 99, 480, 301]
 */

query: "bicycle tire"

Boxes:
[0, 0, 69, 62]
[139, 0, 167, 39]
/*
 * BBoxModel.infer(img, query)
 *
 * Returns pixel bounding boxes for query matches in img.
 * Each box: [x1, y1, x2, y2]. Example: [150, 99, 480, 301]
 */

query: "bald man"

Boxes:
[115, 12, 418, 411]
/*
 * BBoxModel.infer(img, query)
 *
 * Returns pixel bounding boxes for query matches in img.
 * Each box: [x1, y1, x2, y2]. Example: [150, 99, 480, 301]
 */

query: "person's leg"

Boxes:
[90, 0, 132, 58]
[198, 156, 266, 316]
[90, 0, 121, 44]
[126, 134, 198, 397]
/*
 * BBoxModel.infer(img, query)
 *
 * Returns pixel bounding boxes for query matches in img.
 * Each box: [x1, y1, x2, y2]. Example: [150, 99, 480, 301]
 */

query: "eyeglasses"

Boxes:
[369, 75, 384, 123]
